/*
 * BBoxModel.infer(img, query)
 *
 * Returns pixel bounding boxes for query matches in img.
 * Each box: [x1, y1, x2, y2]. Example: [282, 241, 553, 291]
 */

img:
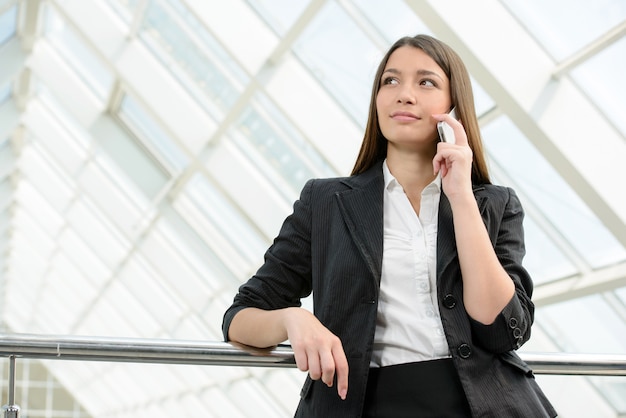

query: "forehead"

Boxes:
[384, 46, 446, 78]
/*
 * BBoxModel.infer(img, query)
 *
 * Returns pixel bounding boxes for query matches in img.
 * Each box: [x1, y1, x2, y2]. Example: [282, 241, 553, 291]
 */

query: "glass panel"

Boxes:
[483, 116, 626, 270]
[589, 376, 626, 414]
[44, 6, 115, 100]
[181, 173, 268, 266]
[118, 256, 187, 331]
[0, 81, 10, 104]
[519, 215, 577, 284]
[19, 142, 74, 214]
[537, 294, 626, 353]
[78, 160, 149, 235]
[231, 92, 336, 198]
[66, 196, 131, 269]
[139, 220, 214, 312]
[293, 1, 381, 126]
[95, 123, 170, 200]
[571, 36, 626, 137]
[537, 293, 626, 413]
[472, 79, 495, 117]
[139, 0, 248, 120]
[245, 0, 309, 36]
[118, 93, 190, 173]
[0, 4, 16, 46]
[501, 0, 626, 61]
[160, 203, 239, 287]
[104, 0, 141, 22]
[355, 0, 430, 43]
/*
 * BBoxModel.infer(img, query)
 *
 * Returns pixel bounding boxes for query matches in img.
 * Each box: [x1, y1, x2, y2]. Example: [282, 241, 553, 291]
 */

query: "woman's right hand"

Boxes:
[282, 307, 349, 400]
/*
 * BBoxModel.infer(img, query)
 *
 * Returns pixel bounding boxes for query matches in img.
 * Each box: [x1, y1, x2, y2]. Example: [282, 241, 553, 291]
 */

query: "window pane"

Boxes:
[571, 36, 626, 137]
[483, 116, 626, 270]
[293, 1, 380, 126]
[231, 92, 336, 198]
[118, 93, 190, 173]
[0, 4, 16, 46]
[501, 0, 626, 61]
[245, 0, 309, 36]
[139, 0, 248, 120]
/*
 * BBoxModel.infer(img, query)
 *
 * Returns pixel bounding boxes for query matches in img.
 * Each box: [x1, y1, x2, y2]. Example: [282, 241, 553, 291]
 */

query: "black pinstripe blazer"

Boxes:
[223, 161, 557, 418]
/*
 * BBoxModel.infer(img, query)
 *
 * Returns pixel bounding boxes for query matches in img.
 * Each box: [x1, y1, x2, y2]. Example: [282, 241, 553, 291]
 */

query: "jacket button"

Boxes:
[513, 327, 523, 338]
[509, 318, 518, 328]
[443, 294, 457, 309]
[458, 344, 472, 359]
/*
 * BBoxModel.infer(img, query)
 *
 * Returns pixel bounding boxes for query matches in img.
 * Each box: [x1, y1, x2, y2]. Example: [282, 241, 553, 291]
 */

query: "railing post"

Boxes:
[1, 355, 20, 418]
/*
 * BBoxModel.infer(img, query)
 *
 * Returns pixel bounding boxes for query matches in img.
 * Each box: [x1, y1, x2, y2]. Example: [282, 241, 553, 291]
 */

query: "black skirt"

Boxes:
[362, 358, 472, 417]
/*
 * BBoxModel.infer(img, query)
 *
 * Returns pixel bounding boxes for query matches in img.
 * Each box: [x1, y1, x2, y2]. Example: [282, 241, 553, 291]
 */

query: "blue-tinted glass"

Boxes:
[184, 174, 268, 263]
[483, 116, 626, 269]
[355, 0, 430, 43]
[231, 92, 336, 199]
[293, 1, 380, 127]
[245, 0, 309, 36]
[140, 0, 248, 120]
[590, 375, 626, 413]
[470, 78, 494, 117]
[0, 81, 10, 104]
[537, 294, 626, 353]
[118, 94, 190, 173]
[103, 0, 134, 22]
[518, 215, 577, 284]
[0, 4, 17, 46]
[571, 36, 626, 137]
[501, 0, 626, 61]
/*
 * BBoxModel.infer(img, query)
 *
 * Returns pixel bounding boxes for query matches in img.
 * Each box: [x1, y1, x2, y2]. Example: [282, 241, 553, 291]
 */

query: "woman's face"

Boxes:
[376, 46, 452, 151]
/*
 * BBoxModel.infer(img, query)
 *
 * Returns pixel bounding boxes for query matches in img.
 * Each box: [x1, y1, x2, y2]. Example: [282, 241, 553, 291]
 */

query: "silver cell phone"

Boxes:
[437, 107, 457, 144]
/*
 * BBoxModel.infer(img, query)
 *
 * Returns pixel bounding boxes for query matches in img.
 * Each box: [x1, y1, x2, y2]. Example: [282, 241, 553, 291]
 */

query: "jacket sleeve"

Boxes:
[469, 187, 535, 353]
[222, 180, 315, 342]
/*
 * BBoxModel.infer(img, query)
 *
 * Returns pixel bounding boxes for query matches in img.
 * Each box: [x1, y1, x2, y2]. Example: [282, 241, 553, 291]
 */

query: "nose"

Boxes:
[396, 84, 416, 104]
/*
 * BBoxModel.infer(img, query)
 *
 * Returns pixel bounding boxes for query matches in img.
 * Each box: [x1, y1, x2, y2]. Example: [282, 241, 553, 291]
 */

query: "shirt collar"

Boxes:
[382, 159, 441, 193]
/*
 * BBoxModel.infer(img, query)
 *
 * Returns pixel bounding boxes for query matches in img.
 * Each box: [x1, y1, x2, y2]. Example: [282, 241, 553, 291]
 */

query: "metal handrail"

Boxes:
[1, 332, 625, 375]
[1, 333, 625, 416]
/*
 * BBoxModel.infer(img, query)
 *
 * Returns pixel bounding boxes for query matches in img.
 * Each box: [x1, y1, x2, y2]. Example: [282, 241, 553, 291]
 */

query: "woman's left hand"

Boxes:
[432, 113, 473, 201]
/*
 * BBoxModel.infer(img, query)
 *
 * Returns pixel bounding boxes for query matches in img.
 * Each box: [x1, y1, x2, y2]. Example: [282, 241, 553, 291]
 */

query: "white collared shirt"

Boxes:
[370, 160, 450, 367]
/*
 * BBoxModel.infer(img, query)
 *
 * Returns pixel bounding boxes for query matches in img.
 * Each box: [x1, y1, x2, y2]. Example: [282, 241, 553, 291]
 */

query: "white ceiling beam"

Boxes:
[533, 260, 626, 306]
[17, 0, 43, 51]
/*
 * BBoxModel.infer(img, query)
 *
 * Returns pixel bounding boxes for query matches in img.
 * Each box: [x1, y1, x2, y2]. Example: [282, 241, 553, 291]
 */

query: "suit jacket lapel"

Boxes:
[334, 164, 384, 284]
[437, 186, 488, 286]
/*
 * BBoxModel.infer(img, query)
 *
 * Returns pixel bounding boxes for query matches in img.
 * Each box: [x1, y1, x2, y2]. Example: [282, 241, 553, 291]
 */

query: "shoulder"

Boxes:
[303, 162, 384, 196]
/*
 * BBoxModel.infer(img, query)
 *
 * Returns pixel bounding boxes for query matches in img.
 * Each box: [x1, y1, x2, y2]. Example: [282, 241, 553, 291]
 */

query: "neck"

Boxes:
[386, 150, 437, 196]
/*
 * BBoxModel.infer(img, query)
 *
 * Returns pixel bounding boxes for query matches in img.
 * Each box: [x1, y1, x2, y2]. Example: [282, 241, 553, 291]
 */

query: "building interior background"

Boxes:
[0, 0, 625, 416]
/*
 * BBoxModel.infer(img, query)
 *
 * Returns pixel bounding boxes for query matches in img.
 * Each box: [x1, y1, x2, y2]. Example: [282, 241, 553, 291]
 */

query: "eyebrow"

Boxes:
[382, 68, 445, 82]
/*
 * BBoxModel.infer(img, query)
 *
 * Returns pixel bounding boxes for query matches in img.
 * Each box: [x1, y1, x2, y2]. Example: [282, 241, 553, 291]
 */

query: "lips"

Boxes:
[390, 111, 420, 121]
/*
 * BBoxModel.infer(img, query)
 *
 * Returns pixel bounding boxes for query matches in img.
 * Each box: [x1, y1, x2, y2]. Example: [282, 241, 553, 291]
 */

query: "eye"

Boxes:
[420, 78, 437, 87]
[382, 76, 399, 86]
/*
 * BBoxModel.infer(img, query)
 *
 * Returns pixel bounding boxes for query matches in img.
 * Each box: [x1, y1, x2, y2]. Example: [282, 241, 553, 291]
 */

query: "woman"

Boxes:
[222, 34, 556, 417]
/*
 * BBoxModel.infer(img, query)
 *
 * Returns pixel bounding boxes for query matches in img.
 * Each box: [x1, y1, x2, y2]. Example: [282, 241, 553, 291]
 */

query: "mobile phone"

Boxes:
[437, 107, 457, 144]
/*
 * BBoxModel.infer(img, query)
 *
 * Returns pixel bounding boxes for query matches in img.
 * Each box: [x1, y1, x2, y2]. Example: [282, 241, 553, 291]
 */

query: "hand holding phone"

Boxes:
[437, 107, 457, 144]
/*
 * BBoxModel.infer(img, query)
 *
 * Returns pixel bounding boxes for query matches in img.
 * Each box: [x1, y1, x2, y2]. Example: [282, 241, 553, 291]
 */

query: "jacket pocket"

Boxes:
[500, 351, 534, 377]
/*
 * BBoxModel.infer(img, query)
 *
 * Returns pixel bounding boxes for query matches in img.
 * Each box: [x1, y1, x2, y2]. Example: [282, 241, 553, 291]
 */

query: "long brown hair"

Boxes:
[351, 34, 490, 184]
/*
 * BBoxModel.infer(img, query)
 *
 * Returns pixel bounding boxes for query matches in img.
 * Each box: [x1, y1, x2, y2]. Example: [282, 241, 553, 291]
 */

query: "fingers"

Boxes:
[292, 336, 349, 400]
[332, 344, 349, 400]
[285, 309, 349, 399]
[432, 113, 467, 146]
